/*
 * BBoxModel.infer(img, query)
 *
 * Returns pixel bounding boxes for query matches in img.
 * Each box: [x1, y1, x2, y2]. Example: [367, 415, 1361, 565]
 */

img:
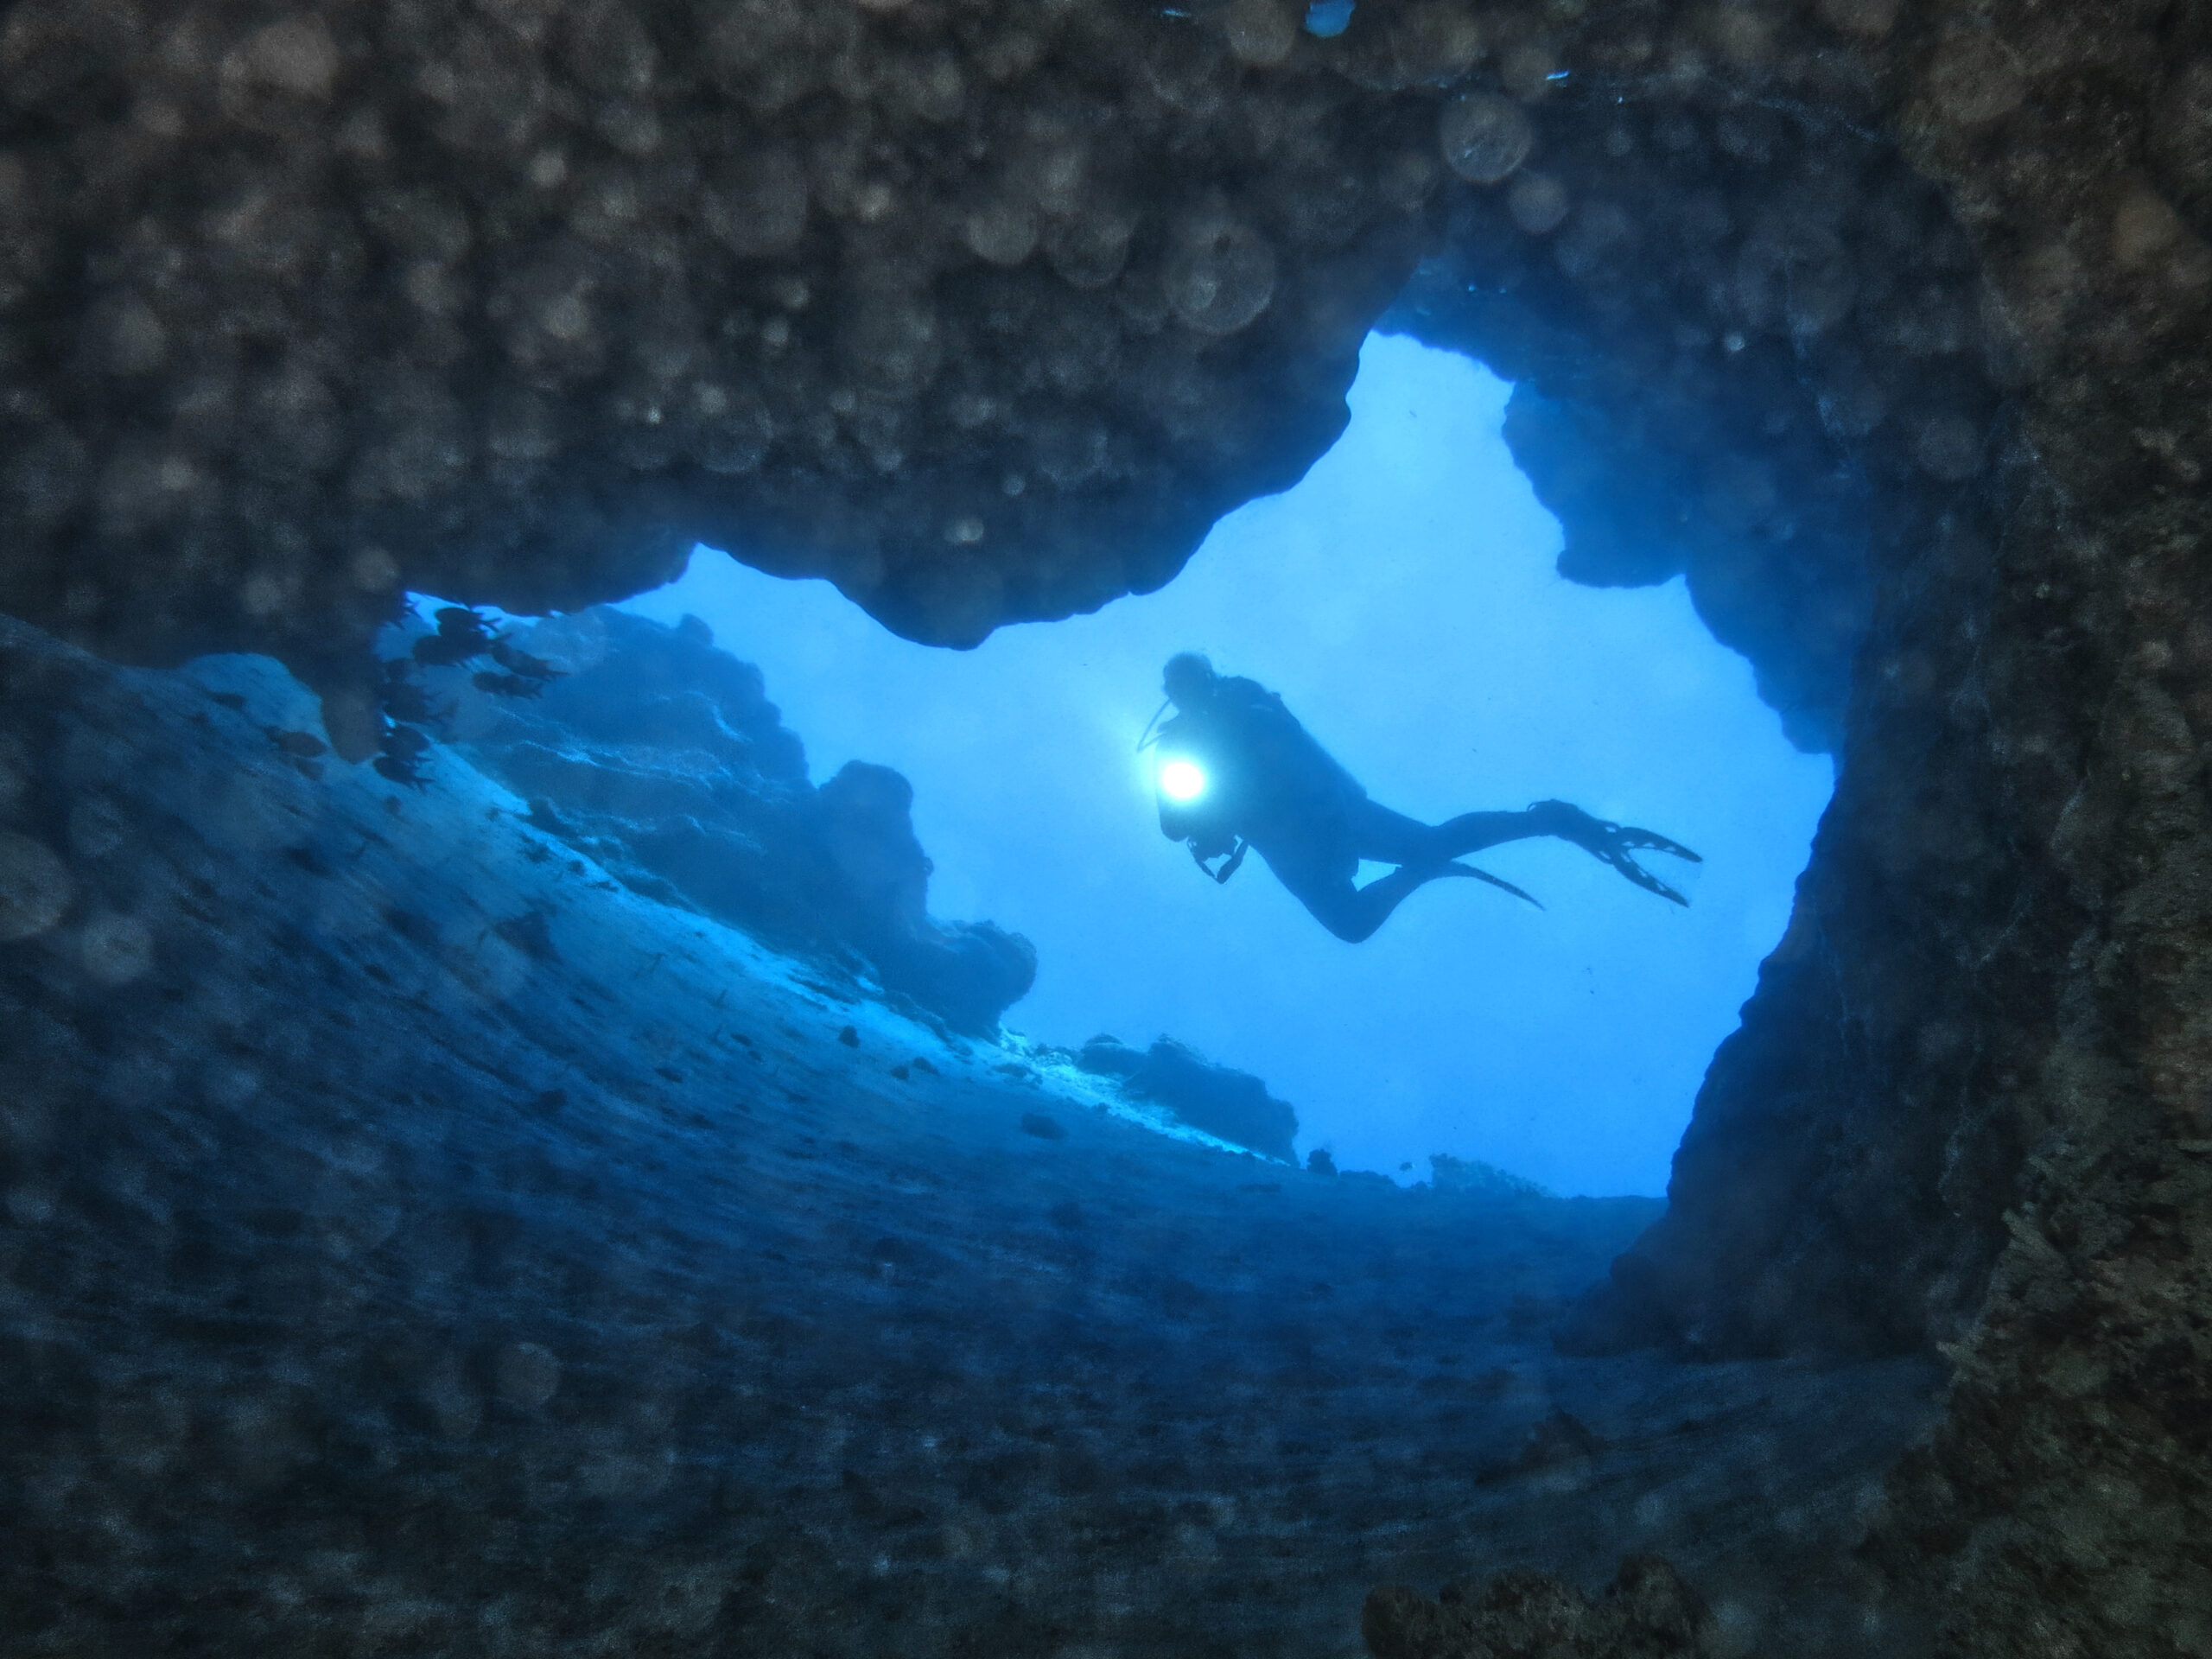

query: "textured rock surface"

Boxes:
[1364, 1555, 1723, 1659]
[0, 0, 1433, 730]
[1516, 4, 2212, 1653]
[1073, 1032, 1301, 1163]
[4, 0, 2212, 1652]
[1429, 1151, 1550, 1201]
[0, 617, 1945, 1656]
[433, 605, 1035, 1033]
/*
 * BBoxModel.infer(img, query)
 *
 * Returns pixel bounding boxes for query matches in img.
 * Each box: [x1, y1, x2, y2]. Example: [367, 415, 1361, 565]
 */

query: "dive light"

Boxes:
[1159, 759, 1207, 802]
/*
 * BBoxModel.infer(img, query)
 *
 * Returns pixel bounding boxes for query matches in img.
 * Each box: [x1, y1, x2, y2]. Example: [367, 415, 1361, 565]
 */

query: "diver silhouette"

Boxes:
[1146, 652, 1700, 944]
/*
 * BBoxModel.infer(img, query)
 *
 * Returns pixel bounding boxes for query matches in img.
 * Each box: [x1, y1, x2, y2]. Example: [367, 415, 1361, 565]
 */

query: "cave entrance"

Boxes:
[627, 332, 1833, 1198]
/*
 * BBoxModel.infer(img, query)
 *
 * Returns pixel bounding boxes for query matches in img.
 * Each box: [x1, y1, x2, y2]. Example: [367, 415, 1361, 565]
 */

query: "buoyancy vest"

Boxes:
[1154, 677, 1365, 849]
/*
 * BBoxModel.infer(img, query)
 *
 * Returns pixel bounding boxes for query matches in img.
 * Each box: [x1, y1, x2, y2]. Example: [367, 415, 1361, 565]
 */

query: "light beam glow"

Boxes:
[1159, 759, 1207, 802]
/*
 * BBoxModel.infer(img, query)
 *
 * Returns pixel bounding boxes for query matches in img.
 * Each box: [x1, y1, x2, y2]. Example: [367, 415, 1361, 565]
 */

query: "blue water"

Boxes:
[626, 334, 1834, 1197]
[1304, 1, 1356, 37]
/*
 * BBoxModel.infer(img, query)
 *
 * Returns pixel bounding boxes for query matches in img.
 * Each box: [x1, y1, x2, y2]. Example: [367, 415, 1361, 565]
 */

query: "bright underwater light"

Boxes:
[1159, 759, 1207, 802]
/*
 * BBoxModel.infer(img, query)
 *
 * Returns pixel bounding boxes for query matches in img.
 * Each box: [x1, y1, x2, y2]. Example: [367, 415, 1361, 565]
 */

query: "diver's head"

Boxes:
[1162, 652, 1216, 708]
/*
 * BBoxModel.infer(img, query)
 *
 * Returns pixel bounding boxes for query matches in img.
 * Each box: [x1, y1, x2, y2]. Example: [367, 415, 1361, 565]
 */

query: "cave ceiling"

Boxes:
[0, 0, 2137, 756]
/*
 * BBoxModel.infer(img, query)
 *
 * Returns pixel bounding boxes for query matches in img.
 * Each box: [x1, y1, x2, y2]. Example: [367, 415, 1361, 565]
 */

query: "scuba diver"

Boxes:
[1143, 652, 1700, 944]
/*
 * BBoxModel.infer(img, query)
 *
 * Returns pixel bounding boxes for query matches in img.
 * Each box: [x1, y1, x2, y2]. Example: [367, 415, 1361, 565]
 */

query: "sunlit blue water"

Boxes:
[626, 334, 1834, 1197]
[1304, 1, 1356, 36]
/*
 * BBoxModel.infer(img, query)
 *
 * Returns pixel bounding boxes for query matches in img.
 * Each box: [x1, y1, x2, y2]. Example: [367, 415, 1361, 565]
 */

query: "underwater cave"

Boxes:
[2, 1, 2209, 1656]
[623, 334, 1836, 1199]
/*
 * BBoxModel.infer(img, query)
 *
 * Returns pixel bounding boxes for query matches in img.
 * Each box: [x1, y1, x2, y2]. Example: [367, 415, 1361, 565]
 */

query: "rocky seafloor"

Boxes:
[0, 614, 1945, 1656]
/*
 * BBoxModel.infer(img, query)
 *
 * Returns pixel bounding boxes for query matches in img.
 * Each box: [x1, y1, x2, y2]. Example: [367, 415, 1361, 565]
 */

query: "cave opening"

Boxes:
[623, 331, 1834, 1197]
[5, 0, 2203, 1645]
[244, 314, 1932, 1651]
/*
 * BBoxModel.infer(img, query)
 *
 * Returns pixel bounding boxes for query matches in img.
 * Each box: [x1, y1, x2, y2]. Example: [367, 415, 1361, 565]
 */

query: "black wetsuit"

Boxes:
[1155, 674, 1696, 942]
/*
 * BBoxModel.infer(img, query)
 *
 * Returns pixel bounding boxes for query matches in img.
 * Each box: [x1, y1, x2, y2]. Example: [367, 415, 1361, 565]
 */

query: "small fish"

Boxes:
[412, 606, 498, 666]
[373, 752, 428, 789]
[472, 670, 546, 698]
[378, 659, 444, 726]
[489, 638, 561, 681]
[264, 727, 327, 759]
[373, 722, 433, 789]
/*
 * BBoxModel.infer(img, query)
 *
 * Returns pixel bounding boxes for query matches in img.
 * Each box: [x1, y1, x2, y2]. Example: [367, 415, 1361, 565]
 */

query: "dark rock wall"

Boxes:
[1842, 6, 2212, 1644]
[1509, 3, 2212, 1653]
[1363, 1555, 1725, 1659]
[3, 0, 2210, 1651]
[1381, 95, 1957, 754]
[440, 607, 1036, 1033]
[0, 0, 1435, 742]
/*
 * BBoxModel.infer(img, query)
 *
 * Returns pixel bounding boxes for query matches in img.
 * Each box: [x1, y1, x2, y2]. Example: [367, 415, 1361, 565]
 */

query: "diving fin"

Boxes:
[1446, 861, 1544, 911]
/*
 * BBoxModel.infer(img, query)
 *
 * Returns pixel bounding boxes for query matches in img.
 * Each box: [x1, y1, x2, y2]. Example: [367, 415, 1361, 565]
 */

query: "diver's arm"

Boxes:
[1164, 791, 1231, 879]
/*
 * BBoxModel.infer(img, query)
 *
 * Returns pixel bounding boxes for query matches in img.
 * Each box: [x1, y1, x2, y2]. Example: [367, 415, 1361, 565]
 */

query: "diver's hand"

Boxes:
[1527, 800, 1701, 906]
[1192, 839, 1248, 884]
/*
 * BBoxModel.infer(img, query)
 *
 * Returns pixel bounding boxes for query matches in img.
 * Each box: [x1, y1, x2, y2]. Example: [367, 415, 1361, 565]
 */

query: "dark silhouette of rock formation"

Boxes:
[1075, 1032, 1300, 1163]
[1430, 1151, 1549, 1200]
[0, 0, 1431, 747]
[435, 606, 1034, 1034]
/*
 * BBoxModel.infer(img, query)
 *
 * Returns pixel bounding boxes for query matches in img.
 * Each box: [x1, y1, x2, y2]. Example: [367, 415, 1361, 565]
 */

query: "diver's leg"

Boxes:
[1522, 799, 1700, 904]
[1338, 862, 1481, 940]
[1431, 809, 1548, 857]
[1360, 796, 1700, 905]
[1348, 798, 1548, 863]
[1263, 847, 1479, 944]
[1417, 804, 1701, 899]
[1344, 800, 1435, 864]
[1257, 842, 1399, 944]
